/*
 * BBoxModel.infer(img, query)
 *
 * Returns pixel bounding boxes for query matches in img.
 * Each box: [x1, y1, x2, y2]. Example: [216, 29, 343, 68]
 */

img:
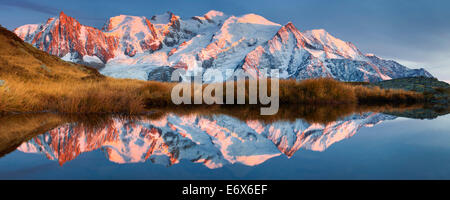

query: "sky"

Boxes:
[1, 0, 449, 81]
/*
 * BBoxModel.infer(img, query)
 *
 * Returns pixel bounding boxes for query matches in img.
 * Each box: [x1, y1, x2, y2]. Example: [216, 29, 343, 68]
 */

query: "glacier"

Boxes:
[14, 10, 433, 82]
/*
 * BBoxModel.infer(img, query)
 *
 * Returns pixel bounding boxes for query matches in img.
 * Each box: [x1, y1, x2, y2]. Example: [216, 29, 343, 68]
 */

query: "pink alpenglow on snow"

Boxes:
[14, 10, 433, 82]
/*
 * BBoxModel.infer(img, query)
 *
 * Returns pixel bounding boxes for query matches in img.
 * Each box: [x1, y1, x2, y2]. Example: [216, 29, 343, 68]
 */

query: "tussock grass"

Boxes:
[276, 78, 423, 104]
[0, 77, 166, 114]
[145, 78, 423, 107]
[0, 77, 424, 114]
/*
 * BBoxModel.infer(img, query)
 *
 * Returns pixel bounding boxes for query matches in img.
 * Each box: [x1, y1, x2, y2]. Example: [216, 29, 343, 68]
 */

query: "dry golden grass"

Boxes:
[353, 84, 424, 104]
[276, 78, 423, 104]
[0, 77, 167, 114]
[0, 77, 425, 114]
[141, 78, 424, 107]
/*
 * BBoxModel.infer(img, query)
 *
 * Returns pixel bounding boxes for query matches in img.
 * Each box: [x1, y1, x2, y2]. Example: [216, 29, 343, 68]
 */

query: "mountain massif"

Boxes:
[14, 10, 433, 82]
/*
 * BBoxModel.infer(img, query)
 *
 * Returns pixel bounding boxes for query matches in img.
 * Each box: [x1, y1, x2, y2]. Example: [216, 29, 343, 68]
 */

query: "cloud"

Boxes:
[0, 0, 58, 15]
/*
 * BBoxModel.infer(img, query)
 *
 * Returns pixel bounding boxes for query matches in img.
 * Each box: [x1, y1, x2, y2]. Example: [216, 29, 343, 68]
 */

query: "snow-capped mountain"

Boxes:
[18, 112, 396, 168]
[14, 10, 433, 82]
[14, 12, 118, 68]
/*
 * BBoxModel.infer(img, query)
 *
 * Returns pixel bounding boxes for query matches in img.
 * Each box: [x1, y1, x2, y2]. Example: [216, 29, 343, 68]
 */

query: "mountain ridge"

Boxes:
[13, 10, 433, 82]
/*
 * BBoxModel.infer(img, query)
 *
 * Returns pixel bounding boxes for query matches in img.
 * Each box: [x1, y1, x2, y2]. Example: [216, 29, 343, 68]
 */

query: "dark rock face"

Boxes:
[366, 55, 433, 79]
[14, 11, 435, 82]
[147, 66, 178, 82]
[17, 12, 118, 63]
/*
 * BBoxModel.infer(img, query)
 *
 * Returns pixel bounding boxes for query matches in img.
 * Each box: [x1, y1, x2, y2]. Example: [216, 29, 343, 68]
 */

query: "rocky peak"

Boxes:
[303, 29, 365, 60]
[204, 10, 226, 23]
[274, 22, 308, 47]
[14, 10, 434, 82]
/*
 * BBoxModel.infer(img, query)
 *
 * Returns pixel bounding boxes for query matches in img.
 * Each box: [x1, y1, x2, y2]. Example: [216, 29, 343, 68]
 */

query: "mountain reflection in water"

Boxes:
[0, 105, 446, 169]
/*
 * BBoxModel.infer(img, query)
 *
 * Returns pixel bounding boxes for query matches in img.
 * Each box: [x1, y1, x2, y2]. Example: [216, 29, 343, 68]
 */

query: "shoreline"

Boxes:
[0, 102, 439, 123]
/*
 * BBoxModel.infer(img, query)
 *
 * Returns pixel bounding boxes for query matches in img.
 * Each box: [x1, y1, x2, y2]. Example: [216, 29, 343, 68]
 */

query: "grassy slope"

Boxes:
[0, 26, 101, 81]
[0, 25, 425, 114]
[0, 25, 164, 114]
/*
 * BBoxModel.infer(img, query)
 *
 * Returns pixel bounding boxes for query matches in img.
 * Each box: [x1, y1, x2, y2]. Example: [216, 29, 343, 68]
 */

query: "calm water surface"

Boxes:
[0, 110, 449, 180]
